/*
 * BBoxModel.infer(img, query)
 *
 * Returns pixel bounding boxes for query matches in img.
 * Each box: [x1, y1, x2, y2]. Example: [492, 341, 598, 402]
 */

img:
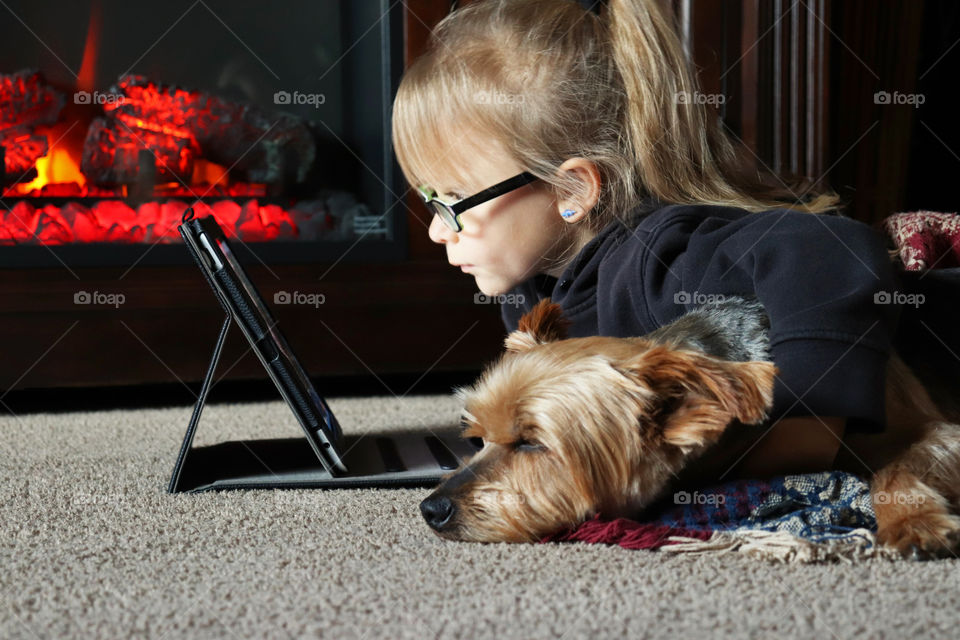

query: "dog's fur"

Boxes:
[420, 296, 960, 558]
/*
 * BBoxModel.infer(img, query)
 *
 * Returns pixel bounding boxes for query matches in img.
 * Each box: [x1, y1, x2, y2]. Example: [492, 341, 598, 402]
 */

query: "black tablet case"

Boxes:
[168, 217, 473, 493]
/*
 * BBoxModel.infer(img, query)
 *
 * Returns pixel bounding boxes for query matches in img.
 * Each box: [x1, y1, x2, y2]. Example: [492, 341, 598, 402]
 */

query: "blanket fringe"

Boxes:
[661, 529, 904, 564]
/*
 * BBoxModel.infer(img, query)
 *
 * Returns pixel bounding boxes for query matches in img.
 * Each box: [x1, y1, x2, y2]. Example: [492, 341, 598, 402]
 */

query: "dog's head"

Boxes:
[420, 298, 778, 542]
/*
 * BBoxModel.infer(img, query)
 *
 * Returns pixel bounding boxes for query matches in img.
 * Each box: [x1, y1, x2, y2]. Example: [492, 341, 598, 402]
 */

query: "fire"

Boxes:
[0, 2, 315, 243]
[17, 132, 86, 193]
[191, 159, 230, 188]
[76, 0, 101, 94]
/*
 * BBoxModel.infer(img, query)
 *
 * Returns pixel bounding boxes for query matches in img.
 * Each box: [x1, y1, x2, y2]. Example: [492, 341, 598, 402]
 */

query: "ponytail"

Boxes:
[606, 0, 840, 213]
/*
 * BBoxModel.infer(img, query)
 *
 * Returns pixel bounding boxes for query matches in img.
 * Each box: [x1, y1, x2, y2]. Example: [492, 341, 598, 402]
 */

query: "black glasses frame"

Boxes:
[417, 171, 539, 232]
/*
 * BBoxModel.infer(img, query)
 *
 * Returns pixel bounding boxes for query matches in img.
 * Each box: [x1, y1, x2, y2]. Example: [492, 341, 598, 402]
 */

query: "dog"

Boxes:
[420, 296, 960, 558]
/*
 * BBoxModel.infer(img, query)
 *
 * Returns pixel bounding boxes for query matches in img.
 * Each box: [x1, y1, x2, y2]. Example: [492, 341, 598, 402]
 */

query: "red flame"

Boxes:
[77, 1, 101, 94]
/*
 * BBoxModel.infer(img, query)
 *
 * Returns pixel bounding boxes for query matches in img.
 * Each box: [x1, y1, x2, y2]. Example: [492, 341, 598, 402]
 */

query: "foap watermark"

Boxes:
[874, 290, 925, 308]
[675, 91, 727, 106]
[474, 292, 525, 308]
[478, 490, 528, 508]
[74, 290, 125, 308]
[69, 491, 180, 511]
[473, 90, 525, 105]
[673, 290, 727, 306]
[274, 290, 326, 308]
[674, 490, 726, 506]
[74, 90, 125, 105]
[73, 492, 127, 507]
[874, 90, 925, 108]
[274, 90, 326, 108]
[873, 491, 926, 506]
[267, 491, 314, 507]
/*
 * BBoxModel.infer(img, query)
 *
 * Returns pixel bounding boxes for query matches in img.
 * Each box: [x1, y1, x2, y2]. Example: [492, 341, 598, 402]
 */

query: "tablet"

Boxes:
[173, 208, 476, 492]
[179, 210, 347, 475]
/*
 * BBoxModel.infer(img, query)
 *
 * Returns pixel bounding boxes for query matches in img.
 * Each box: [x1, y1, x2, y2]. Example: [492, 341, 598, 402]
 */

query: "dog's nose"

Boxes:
[420, 494, 456, 530]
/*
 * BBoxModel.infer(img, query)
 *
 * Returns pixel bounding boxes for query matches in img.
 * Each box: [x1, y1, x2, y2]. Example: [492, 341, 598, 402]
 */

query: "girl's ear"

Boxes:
[504, 298, 570, 353]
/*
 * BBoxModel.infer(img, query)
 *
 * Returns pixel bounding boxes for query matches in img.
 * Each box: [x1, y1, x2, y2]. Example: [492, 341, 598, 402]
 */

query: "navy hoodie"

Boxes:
[500, 201, 912, 434]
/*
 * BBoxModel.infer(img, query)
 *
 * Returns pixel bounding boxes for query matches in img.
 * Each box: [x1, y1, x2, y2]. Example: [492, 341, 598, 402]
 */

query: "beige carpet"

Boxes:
[2, 392, 959, 639]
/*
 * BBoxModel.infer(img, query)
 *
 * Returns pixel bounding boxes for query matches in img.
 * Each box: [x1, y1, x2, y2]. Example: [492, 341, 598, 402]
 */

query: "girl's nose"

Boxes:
[428, 213, 457, 244]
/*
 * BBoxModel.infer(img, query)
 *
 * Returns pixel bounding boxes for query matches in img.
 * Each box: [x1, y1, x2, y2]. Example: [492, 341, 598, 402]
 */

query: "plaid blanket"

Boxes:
[883, 210, 960, 271]
[540, 471, 899, 562]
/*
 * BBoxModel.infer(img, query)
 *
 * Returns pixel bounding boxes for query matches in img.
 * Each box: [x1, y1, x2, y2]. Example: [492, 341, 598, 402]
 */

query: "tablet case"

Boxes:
[168, 216, 473, 493]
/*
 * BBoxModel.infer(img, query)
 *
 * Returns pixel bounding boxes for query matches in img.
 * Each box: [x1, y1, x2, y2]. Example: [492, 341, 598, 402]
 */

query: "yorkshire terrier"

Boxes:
[420, 296, 960, 558]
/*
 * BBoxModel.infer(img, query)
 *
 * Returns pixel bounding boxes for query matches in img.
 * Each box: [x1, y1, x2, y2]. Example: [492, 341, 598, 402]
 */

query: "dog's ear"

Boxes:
[616, 346, 777, 454]
[504, 298, 570, 353]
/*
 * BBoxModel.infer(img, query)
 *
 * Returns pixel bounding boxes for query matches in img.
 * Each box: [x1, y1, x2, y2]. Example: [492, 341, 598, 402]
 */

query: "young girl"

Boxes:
[390, 0, 911, 477]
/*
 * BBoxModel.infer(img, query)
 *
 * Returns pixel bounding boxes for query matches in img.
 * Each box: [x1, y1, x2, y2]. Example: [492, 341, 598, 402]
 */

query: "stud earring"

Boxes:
[561, 209, 577, 219]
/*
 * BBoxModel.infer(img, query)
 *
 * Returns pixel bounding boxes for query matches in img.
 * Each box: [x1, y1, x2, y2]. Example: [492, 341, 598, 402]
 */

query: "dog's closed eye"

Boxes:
[459, 418, 485, 451]
[513, 438, 546, 452]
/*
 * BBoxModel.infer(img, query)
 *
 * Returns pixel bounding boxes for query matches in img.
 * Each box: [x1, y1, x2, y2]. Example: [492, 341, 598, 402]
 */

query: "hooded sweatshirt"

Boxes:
[499, 201, 907, 434]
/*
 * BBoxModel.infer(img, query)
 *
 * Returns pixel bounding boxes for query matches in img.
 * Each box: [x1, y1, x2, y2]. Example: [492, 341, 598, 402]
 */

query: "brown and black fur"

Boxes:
[420, 296, 960, 558]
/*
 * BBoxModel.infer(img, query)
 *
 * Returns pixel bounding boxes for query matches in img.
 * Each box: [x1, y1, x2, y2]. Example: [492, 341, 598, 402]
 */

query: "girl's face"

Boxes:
[426, 146, 580, 297]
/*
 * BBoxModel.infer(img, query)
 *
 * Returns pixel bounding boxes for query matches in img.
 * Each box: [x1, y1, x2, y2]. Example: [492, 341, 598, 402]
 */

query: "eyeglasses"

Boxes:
[417, 171, 539, 232]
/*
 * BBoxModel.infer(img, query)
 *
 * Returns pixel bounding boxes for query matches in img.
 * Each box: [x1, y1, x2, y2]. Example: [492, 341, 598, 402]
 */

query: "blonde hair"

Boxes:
[392, 0, 841, 237]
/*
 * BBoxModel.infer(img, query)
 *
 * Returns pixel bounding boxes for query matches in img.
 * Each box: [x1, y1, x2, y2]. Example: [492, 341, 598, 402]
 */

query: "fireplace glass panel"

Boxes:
[0, 0, 406, 266]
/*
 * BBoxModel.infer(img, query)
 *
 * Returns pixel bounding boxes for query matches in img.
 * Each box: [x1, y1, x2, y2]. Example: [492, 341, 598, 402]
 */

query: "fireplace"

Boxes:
[0, 0, 407, 268]
[0, 1, 513, 394]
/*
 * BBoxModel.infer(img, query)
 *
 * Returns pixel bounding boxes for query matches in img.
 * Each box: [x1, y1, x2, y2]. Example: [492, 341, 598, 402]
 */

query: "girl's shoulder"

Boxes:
[611, 201, 756, 256]
[628, 200, 764, 233]
[624, 200, 854, 243]
[609, 200, 876, 273]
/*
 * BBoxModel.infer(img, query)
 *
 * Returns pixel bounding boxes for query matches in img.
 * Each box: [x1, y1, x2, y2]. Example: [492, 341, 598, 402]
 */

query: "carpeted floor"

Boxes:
[2, 392, 959, 639]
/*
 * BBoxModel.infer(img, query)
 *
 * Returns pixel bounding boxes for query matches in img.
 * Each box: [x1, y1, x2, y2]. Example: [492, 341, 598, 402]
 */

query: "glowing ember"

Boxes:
[0, 67, 346, 245]
[0, 197, 349, 246]
[191, 160, 230, 189]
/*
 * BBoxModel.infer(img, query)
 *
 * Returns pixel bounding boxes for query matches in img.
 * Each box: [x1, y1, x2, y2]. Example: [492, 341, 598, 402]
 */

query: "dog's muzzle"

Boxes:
[420, 494, 456, 531]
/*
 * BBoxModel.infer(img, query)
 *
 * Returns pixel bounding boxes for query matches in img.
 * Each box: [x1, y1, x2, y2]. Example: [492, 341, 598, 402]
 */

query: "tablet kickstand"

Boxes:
[167, 308, 231, 493]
